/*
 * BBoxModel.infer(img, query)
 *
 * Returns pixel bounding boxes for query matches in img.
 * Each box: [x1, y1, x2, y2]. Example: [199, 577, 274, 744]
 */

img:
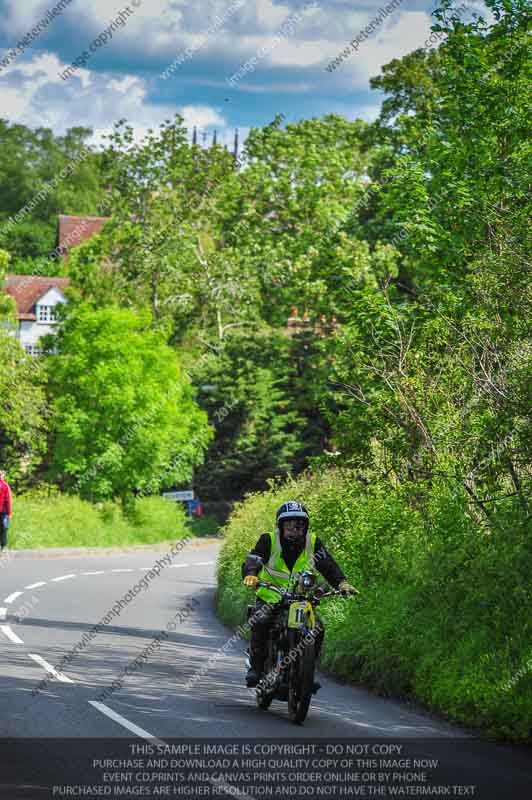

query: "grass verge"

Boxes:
[8, 492, 189, 549]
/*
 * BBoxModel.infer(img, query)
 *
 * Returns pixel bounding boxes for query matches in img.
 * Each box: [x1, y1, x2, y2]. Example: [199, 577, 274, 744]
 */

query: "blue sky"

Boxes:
[0, 0, 489, 148]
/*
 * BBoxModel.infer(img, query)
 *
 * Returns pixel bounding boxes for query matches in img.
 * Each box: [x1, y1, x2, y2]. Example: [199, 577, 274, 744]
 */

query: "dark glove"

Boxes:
[338, 580, 359, 597]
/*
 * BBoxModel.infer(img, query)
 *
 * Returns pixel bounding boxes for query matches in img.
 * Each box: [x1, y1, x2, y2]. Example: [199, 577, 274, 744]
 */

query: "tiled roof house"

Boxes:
[56, 214, 108, 257]
[2, 213, 109, 355]
[3, 275, 70, 355]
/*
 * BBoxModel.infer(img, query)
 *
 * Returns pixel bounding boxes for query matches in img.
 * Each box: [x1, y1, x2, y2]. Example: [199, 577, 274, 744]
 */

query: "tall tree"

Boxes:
[0, 122, 103, 267]
[330, 0, 531, 527]
[0, 249, 48, 485]
[46, 305, 212, 510]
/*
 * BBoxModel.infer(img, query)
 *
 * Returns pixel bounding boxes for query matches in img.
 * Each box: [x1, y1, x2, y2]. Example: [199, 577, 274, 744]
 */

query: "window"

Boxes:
[37, 305, 57, 323]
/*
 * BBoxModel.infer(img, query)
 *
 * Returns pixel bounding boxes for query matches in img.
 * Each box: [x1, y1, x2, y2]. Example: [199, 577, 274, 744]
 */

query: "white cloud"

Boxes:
[332, 100, 381, 123]
[0, 50, 231, 148]
[1, 0, 162, 37]
[178, 104, 225, 130]
[0, 0, 451, 97]
[357, 11, 435, 81]
[0, 0, 489, 143]
[318, 10, 435, 89]
[0, 51, 66, 86]
[260, 37, 331, 68]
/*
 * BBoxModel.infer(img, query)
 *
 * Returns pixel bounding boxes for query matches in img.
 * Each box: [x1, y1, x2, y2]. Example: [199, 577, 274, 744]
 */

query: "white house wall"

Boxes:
[36, 287, 67, 308]
[18, 319, 57, 349]
[5, 285, 68, 354]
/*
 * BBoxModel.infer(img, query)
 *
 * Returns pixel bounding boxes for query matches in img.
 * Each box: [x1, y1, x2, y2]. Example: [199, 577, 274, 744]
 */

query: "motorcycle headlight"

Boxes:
[300, 572, 316, 589]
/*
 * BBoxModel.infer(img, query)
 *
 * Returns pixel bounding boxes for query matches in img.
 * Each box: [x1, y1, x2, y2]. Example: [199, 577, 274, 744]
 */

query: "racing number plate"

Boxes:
[288, 601, 309, 628]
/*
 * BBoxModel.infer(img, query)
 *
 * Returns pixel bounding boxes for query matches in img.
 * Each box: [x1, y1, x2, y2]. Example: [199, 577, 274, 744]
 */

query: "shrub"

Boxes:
[217, 468, 532, 741]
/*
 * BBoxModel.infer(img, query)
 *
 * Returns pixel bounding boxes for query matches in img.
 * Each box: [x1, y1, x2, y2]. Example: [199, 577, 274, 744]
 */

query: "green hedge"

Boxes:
[217, 469, 532, 741]
[8, 490, 189, 549]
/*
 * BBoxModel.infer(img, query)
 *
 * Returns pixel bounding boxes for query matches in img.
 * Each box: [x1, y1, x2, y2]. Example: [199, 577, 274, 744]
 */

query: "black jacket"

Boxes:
[241, 532, 346, 589]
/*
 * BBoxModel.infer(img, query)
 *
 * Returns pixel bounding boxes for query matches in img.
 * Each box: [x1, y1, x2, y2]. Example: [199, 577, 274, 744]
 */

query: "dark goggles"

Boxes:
[283, 518, 306, 530]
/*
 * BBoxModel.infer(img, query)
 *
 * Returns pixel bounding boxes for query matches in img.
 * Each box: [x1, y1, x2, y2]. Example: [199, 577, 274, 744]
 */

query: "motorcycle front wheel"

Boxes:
[288, 638, 315, 724]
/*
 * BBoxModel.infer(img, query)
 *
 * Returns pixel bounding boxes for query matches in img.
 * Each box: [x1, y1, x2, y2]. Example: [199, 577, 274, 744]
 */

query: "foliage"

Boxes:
[0, 249, 48, 485]
[186, 513, 220, 538]
[45, 305, 212, 508]
[190, 328, 304, 503]
[0, 122, 103, 268]
[218, 468, 532, 741]
[9, 492, 188, 548]
[328, 0, 531, 529]
[216, 0, 531, 742]
[65, 115, 375, 501]
[0, 0, 530, 739]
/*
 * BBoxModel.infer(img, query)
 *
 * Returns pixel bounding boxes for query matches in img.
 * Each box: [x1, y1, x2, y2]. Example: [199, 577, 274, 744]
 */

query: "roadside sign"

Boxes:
[162, 490, 194, 501]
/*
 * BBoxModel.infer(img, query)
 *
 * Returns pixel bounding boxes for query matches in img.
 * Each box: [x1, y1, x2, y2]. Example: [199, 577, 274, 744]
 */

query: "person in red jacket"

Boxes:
[0, 471, 12, 550]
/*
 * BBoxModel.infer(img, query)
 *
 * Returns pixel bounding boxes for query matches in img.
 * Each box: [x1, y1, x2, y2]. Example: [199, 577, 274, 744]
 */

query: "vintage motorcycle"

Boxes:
[244, 554, 354, 724]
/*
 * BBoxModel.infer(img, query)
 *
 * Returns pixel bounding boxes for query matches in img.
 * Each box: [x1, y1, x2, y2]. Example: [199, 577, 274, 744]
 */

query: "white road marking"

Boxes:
[25, 581, 46, 589]
[87, 702, 255, 798]
[169, 563, 189, 569]
[0, 607, 6, 620]
[194, 561, 215, 566]
[89, 702, 163, 742]
[111, 569, 134, 573]
[4, 591, 23, 604]
[1, 625, 24, 644]
[139, 567, 151, 571]
[29, 654, 73, 683]
[51, 574, 76, 583]
[82, 570, 105, 576]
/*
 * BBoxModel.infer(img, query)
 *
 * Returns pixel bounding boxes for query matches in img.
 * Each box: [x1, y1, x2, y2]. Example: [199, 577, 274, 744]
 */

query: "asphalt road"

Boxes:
[0, 540, 529, 799]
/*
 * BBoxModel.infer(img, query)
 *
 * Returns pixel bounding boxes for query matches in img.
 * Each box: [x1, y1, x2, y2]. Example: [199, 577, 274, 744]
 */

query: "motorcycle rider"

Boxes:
[242, 500, 359, 687]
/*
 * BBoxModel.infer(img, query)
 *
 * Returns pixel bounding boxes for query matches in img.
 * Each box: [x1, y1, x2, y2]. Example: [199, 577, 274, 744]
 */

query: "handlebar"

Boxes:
[255, 579, 353, 602]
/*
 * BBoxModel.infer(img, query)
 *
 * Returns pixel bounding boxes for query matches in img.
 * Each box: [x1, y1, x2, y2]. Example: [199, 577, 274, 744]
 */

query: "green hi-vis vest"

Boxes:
[256, 530, 317, 604]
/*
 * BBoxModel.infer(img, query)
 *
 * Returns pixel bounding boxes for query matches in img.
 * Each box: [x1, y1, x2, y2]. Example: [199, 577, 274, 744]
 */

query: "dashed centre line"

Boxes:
[4, 591, 23, 604]
[87, 703, 254, 800]
[89, 701, 164, 741]
[0, 557, 216, 651]
[1, 625, 24, 644]
[0, 554, 240, 773]
[29, 653, 74, 683]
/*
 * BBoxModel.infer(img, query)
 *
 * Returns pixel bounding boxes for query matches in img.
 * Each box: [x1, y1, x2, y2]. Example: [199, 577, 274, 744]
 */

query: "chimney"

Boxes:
[286, 306, 301, 337]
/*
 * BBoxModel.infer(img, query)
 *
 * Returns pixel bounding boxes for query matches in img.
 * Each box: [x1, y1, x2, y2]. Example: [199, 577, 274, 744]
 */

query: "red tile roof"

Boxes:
[57, 214, 108, 254]
[4, 275, 70, 321]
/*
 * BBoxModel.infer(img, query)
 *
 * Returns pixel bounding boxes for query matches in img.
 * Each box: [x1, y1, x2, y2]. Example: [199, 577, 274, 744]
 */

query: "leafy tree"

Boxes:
[46, 305, 212, 510]
[190, 329, 304, 505]
[330, 0, 531, 529]
[0, 121, 104, 266]
[0, 249, 48, 484]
